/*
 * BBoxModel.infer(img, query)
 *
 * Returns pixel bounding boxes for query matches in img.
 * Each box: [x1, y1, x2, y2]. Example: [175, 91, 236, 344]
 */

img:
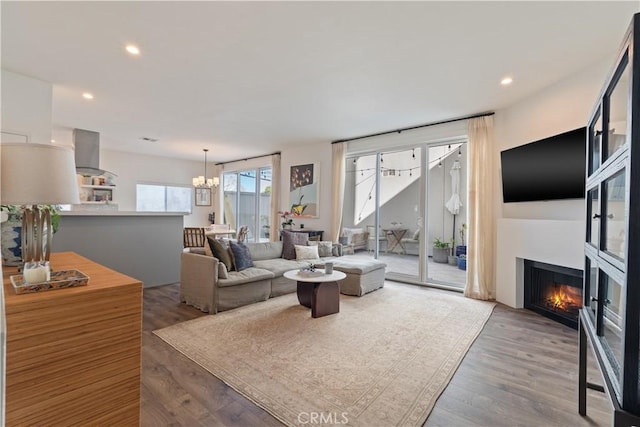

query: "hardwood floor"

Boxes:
[142, 283, 612, 426]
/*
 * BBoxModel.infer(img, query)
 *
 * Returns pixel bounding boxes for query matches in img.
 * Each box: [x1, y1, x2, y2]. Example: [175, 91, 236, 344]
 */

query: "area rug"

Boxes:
[154, 284, 495, 426]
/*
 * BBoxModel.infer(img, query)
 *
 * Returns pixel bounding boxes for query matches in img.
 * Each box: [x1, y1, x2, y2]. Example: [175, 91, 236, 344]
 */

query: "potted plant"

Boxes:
[456, 223, 467, 257]
[278, 211, 295, 230]
[432, 237, 450, 263]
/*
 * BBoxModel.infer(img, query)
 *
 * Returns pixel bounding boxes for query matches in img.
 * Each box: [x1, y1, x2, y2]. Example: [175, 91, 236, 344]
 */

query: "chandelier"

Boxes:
[192, 148, 219, 188]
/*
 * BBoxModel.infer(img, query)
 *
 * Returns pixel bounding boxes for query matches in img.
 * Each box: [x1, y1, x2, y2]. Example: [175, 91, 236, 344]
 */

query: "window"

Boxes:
[223, 167, 272, 242]
[136, 184, 191, 212]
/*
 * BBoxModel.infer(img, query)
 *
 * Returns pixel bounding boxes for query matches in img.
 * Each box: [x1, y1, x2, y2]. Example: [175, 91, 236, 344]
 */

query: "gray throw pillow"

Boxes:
[308, 240, 333, 257]
[229, 241, 254, 271]
[282, 230, 308, 260]
[207, 236, 234, 272]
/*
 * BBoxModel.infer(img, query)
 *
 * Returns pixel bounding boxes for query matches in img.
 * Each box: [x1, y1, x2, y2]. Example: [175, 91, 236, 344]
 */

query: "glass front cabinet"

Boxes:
[579, 13, 640, 425]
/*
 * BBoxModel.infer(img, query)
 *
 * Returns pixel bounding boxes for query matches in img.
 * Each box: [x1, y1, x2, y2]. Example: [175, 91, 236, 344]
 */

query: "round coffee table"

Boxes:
[284, 269, 346, 318]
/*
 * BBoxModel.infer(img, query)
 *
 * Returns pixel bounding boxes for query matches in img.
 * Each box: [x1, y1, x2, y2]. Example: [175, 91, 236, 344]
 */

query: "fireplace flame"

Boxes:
[546, 286, 580, 311]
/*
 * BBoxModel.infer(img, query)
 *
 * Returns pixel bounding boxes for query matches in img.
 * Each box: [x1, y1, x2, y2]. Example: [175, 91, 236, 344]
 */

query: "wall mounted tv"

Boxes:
[501, 127, 586, 203]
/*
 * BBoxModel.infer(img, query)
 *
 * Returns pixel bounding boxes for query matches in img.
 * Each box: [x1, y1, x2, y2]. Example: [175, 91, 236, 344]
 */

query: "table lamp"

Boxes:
[1, 143, 80, 266]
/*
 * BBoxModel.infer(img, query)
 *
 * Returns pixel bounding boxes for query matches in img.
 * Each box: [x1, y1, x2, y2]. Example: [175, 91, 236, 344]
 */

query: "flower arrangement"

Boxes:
[278, 211, 295, 228]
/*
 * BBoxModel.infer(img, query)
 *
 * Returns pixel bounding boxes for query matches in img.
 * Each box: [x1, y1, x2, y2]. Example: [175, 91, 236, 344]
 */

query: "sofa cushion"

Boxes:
[253, 258, 310, 277]
[282, 230, 308, 260]
[229, 241, 254, 271]
[333, 259, 386, 275]
[218, 262, 229, 279]
[295, 244, 319, 260]
[246, 241, 284, 261]
[217, 267, 274, 288]
[207, 237, 234, 272]
[308, 240, 333, 257]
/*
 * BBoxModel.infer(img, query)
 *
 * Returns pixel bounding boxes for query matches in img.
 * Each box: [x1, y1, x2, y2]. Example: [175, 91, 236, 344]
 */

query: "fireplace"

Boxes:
[524, 260, 583, 329]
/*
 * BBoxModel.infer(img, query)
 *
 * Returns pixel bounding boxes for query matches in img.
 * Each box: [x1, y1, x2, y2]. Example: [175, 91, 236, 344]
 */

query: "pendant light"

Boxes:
[192, 149, 219, 189]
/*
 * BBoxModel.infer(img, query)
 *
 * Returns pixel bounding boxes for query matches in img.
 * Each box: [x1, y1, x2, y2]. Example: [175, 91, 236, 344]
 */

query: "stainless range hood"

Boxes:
[73, 128, 115, 176]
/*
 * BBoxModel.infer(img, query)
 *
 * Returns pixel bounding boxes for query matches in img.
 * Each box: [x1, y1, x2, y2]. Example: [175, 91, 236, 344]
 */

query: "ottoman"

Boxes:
[331, 259, 386, 296]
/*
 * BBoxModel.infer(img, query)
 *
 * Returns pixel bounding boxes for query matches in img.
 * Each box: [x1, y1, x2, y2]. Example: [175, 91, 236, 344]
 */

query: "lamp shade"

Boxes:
[1, 143, 80, 205]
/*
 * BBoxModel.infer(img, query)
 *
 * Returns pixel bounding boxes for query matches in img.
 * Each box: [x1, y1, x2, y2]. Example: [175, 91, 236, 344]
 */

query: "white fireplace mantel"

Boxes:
[496, 218, 585, 308]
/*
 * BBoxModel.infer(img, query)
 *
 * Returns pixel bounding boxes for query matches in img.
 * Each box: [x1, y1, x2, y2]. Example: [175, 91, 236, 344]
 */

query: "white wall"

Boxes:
[493, 56, 613, 306]
[280, 143, 333, 235]
[100, 149, 214, 227]
[494, 57, 613, 221]
[1, 70, 52, 144]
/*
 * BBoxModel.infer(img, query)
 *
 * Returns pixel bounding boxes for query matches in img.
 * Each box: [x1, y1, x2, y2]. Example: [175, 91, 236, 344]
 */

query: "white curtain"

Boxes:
[464, 116, 495, 300]
[270, 153, 281, 242]
[331, 142, 346, 242]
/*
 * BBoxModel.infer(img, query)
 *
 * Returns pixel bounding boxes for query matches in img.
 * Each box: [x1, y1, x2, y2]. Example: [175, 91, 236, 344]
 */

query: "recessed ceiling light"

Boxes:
[51, 139, 55, 143]
[82, 92, 94, 100]
[125, 45, 140, 55]
[501, 77, 513, 86]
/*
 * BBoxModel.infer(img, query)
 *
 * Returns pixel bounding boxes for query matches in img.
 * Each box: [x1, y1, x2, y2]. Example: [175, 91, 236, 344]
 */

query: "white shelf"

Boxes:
[80, 185, 116, 189]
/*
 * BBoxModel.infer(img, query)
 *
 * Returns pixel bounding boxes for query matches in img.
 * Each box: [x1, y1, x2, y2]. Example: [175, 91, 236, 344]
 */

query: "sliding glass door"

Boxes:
[378, 148, 421, 279]
[343, 141, 467, 290]
[223, 167, 272, 242]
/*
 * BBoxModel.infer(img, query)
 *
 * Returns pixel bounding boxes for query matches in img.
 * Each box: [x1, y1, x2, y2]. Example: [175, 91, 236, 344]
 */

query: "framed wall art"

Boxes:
[289, 163, 319, 218]
[195, 187, 212, 206]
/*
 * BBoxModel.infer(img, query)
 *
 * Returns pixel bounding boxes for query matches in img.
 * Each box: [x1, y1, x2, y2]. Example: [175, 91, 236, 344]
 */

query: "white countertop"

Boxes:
[61, 211, 189, 217]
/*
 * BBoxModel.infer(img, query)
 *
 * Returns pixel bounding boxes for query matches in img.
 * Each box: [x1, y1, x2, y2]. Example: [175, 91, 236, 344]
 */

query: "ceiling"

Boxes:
[2, 1, 638, 162]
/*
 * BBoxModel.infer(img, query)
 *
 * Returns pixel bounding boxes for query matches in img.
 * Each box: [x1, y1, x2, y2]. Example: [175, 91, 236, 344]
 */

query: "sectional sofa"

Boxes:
[180, 240, 386, 314]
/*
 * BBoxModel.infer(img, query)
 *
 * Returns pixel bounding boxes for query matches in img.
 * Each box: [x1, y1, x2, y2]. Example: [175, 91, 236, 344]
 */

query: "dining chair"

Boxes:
[183, 227, 206, 248]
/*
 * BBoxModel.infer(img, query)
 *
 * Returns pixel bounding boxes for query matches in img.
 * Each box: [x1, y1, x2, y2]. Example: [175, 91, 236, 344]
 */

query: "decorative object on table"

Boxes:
[0, 143, 80, 267]
[432, 237, 450, 263]
[457, 254, 467, 270]
[298, 263, 323, 277]
[10, 269, 89, 294]
[448, 255, 458, 266]
[325, 262, 334, 275]
[22, 261, 50, 283]
[289, 162, 319, 218]
[278, 210, 294, 229]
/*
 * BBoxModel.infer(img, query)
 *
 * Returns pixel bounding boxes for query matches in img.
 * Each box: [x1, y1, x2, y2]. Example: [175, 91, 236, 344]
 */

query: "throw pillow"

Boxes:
[207, 236, 234, 272]
[332, 244, 342, 257]
[282, 230, 308, 260]
[204, 241, 213, 257]
[412, 229, 420, 240]
[218, 262, 229, 279]
[295, 244, 319, 260]
[308, 240, 333, 257]
[229, 241, 254, 271]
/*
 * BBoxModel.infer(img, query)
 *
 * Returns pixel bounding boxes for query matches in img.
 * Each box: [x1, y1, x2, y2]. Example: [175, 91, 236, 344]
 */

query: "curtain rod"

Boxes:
[331, 111, 495, 144]
[215, 151, 281, 166]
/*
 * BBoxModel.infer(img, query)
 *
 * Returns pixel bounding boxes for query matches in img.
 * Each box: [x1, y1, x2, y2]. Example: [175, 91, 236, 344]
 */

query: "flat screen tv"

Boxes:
[501, 127, 586, 203]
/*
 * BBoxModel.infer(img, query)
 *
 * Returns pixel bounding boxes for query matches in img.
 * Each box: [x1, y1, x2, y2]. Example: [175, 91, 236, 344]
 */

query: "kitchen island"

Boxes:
[52, 211, 186, 287]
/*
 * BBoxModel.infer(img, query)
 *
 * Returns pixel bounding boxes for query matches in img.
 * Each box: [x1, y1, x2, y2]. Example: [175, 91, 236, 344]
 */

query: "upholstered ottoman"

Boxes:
[331, 259, 386, 296]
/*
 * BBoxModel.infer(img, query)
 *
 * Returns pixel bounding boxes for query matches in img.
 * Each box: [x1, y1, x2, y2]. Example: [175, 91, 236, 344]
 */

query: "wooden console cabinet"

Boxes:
[2, 252, 142, 425]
